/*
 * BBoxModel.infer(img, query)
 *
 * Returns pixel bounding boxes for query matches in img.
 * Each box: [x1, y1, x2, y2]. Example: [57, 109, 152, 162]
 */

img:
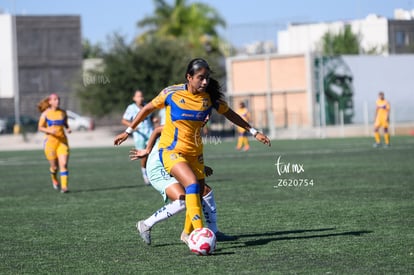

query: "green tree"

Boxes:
[137, 0, 226, 53]
[77, 35, 223, 116]
[77, 0, 229, 116]
[321, 25, 360, 55]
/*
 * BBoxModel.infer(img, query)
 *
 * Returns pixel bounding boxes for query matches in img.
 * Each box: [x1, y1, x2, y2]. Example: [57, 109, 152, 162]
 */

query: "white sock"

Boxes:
[141, 167, 149, 184]
[144, 200, 185, 228]
[202, 190, 218, 233]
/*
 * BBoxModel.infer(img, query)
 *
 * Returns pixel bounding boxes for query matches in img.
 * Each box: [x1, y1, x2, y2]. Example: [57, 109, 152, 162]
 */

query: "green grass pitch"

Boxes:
[1, 136, 413, 274]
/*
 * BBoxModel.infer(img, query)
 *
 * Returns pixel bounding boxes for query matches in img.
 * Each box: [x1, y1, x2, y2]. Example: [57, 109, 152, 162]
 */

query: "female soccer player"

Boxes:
[122, 90, 154, 184]
[130, 125, 236, 245]
[236, 101, 251, 151]
[114, 58, 271, 240]
[373, 91, 391, 147]
[37, 94, 71, 193]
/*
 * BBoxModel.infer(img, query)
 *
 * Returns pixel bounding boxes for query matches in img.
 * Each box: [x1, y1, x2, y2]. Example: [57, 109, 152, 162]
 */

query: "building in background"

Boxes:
[0, 14, 82, 121]
[223, 9, 414, 139]
[226, 53, 313, 138]
[278, 9, 414, 55]
[226, 53, 414, 138]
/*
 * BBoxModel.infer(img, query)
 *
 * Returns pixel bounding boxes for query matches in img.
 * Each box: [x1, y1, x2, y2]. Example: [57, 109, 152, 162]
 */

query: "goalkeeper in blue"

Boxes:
[129, 125, 236, 245]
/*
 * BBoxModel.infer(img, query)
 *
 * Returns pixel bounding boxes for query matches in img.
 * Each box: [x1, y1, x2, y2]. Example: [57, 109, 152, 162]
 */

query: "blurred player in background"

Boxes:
[122, 90, 154, 184]
[130, 125, 236, 245]
[236, 101, 251, 151]
[373, 92, 391, 147]
[37, 94, 71, 193]
[114, 58, 271, 242]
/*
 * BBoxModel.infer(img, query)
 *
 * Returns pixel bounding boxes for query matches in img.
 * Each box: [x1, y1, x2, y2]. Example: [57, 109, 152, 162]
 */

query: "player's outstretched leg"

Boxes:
[136, 199, 185, 245]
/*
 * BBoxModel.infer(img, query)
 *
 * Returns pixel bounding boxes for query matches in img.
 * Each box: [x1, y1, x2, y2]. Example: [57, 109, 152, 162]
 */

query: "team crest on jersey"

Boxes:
[196, 112, 205, 120]
[170, 153, 178, 160]
[202, 98, 209, 108]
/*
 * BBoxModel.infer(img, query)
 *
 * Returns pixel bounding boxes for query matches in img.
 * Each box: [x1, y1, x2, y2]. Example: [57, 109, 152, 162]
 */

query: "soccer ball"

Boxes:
[188, 227, 216, 256]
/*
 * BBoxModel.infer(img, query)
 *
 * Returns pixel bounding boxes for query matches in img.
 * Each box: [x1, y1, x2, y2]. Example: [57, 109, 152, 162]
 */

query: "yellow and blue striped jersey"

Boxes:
[152, 84, 229, 155]
[376, 99, 390, 121]
[38, 108, 68, 143]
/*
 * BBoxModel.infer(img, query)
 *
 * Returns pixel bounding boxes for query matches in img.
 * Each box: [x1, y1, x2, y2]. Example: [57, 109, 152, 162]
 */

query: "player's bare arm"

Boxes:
[121, 118, 132, 127]
[64, 113, 72, 134]
[222, 108, 271, 147]
[129, 125, 164, 160]
[114, 102, 157, 146]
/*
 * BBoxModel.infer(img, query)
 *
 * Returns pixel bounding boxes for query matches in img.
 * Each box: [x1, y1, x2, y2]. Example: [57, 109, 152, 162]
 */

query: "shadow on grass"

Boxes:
[224, 228, 373, 248]
[70, 184, 146, 193]
[234, 227, 336, 239]
[151, 242, 236, 256]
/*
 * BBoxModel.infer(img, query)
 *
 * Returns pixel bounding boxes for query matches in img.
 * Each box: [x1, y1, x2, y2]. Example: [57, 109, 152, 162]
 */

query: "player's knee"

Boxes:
[201, 184, 212, 196]
[59, 163, 68, 170]
[166, 183, 186, 201]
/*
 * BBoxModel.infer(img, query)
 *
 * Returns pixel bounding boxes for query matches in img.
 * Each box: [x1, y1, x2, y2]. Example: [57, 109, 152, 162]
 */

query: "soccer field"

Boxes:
[1, 136, 413, 274]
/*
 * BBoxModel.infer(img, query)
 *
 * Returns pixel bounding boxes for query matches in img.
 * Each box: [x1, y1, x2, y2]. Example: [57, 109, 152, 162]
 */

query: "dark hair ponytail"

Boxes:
[206, 77, 224, 104]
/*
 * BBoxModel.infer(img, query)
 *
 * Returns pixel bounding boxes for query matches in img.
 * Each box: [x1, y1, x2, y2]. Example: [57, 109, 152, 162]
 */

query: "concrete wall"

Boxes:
[226, 54, 311, 129]
[0, 15, 82, 118]
[0, 14, 19, 100]
[0, 14, 19, 117]
[227, 53, 414, 132]
[341, 55, 414, 123]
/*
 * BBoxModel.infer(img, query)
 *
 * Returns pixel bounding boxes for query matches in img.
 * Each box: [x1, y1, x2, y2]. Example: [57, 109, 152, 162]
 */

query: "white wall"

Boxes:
[278, 15, 389, 55]
[342, 55, 414, 123]
[0, 14, 19, 99]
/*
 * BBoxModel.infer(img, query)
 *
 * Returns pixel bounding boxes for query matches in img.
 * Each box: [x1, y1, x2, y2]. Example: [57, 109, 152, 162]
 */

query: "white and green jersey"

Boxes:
[123, 103, 153, 136]
[123, 103, 153, 149]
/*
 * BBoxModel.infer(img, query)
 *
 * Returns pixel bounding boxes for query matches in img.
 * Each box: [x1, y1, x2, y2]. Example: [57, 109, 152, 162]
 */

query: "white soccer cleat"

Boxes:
[136, 220, 151, 245]
[52, 181, 60, 191]
[180, 231, 189, 245]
